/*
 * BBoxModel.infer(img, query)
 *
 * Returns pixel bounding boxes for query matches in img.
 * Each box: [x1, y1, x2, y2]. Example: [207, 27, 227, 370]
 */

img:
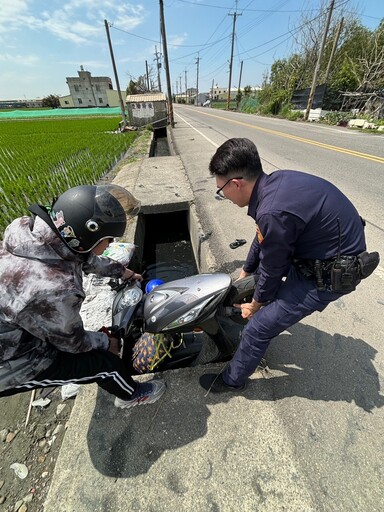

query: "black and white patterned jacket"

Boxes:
[0, 215, 126, 392]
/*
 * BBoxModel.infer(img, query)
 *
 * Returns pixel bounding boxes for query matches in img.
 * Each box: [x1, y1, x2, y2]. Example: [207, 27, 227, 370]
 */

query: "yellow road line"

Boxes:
[195, 110, 384, 165]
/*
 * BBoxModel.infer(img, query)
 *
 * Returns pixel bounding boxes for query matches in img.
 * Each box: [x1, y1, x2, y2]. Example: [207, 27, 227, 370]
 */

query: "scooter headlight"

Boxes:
[162, 297, 212, 330]
[115, 285, 143, 313]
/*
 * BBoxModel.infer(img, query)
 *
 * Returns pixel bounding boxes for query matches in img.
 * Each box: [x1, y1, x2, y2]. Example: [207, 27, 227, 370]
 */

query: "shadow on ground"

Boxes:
[266, 322, 384, 412]
[86, 322, 383, 478]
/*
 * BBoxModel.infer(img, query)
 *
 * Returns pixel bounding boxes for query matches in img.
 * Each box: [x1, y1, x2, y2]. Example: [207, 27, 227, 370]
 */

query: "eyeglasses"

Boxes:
[215, 177, 243, 198]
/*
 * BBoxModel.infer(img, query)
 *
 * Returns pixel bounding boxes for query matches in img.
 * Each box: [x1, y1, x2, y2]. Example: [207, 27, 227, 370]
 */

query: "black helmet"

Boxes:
[49, 184, 140, 253]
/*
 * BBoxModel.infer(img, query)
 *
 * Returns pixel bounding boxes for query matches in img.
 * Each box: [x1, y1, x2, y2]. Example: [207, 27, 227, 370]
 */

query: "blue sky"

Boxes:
[0, 0, 382, 101]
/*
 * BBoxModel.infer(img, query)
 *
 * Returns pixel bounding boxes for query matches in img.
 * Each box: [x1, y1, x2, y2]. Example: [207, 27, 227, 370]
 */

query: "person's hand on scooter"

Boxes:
[233, 299, 262, 319]
[100, 326, 121, 355]
[122, 268, 143, 282]
[108, 337, 121, 355]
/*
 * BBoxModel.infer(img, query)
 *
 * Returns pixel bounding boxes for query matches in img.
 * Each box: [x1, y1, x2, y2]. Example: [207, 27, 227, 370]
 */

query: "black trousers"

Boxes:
[0, 350, 138, 401]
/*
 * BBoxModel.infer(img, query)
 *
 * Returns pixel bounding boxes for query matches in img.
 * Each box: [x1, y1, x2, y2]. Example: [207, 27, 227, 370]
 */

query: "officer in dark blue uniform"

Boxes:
[200, 138, 377, 393]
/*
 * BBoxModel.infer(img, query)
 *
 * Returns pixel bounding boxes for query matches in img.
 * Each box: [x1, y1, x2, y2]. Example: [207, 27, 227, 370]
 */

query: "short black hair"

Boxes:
[209, 138, 263, 180]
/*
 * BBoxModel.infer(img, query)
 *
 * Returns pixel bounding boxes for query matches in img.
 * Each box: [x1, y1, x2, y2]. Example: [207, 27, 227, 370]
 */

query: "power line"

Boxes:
[111, 25, 160, 44]
[174, 0, 325, 13]
[227, 2, 241, 109]
[111, 23, 229, 49]
[236, 8, 331, 59]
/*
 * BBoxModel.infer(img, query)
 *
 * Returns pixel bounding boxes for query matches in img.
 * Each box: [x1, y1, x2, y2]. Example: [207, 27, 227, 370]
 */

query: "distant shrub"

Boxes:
[322, 111, 355, 125]
[240, 97, 259, 114]
[278, 104, 304, 121]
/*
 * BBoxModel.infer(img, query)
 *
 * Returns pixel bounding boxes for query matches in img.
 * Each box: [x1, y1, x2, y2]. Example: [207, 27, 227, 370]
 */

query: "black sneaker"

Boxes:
[114, 380, 166, 409]
[199, 373, 246, 393]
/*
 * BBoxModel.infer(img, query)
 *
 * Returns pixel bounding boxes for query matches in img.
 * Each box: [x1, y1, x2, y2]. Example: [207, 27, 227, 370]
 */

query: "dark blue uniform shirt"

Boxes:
[244, 170, 366, 303]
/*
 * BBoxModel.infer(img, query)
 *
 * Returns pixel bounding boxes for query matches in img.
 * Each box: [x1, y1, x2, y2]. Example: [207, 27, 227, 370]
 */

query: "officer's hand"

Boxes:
[233, 300, 262, 319]
[235, 269, 250, 281]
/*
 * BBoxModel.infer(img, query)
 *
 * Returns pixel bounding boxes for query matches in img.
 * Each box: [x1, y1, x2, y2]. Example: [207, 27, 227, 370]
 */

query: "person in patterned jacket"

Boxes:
[0, 184, 165, 409]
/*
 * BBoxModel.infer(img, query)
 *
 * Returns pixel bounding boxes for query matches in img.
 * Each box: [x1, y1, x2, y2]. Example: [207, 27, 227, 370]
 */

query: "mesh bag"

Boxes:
[132, 332, 181, 374]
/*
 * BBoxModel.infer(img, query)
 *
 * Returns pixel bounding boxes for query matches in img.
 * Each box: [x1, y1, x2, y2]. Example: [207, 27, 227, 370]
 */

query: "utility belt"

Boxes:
[293, 251, 380, 293]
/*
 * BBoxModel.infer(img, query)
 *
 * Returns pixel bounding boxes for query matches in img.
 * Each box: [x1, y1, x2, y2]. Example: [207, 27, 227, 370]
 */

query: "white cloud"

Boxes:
[40, 9, 95, 44]
[0, 0, 42, 34]
[168, 33, 188, 49]
[0, 0, 29, 23]
[0, 53, 39, 66]
[0, 0, 147, 44]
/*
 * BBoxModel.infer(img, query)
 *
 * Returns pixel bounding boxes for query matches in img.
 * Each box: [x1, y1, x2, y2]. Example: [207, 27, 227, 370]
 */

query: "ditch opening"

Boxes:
[124, 209, 216, 371]
[133, 210, 197, 281]
[149, 127, 170, 157]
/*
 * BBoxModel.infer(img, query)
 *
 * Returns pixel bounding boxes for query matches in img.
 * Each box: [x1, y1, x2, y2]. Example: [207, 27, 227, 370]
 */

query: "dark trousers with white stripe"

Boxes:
[0, 350, 138, 400]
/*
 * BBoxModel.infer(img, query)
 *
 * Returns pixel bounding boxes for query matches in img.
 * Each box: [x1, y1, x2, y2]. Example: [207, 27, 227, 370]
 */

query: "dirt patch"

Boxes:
[0, 389, 74, 511]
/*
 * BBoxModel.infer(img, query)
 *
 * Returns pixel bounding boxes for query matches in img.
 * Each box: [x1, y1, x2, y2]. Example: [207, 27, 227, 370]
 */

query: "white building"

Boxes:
[59, 66, 124, 108]
[0, 98, 43, 109]
[210, 85, 261, 101]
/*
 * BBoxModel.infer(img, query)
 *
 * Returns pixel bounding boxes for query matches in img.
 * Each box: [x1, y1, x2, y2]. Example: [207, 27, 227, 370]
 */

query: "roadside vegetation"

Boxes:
[0, 117, 137, 237]
[229, 8, 384, 127]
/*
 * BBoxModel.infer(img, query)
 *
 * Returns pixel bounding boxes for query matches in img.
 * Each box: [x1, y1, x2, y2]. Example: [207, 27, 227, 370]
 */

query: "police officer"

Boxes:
[200, 137, 368, 393]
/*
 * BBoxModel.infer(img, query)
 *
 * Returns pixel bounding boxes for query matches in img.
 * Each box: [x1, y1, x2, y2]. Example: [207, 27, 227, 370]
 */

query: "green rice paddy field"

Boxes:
[0, 117, 137, 237]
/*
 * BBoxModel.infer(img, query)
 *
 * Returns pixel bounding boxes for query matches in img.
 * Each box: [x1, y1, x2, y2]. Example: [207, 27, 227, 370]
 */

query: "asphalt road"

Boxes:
[172, 104, 384, 259]
[171, 104, 384, 511]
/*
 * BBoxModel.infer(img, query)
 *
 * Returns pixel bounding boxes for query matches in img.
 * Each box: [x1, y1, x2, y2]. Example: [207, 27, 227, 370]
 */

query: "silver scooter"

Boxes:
[111, 272, 257, 373]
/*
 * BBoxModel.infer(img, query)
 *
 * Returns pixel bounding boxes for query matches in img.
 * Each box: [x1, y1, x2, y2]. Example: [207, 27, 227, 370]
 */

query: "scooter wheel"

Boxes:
[223, 275, 258, 325]
[224, 275, 257, 305]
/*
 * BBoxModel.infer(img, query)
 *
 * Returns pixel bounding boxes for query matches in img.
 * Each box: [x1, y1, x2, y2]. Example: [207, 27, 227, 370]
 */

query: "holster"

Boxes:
[357, 251, 380, 278]
[293, 250, 380, 293]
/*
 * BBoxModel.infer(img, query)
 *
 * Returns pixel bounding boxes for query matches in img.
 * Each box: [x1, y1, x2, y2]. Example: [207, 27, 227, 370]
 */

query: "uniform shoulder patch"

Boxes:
[255, 224, 264, 244]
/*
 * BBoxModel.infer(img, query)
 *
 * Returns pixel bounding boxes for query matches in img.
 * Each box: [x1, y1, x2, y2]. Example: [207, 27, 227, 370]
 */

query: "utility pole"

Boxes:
[324, 17, 344, 85]
[104, 19, 127, 127]
[237, 60, 243, 109]
[145, 60, 150, 91]
[154, 45, 162, 92]
[211, 78, 214, 103]
[195, 54, 200, 106]
[227, 4, 241, 110]
[159, 0, 174, 126]
[185, 69, 188, 104]
[179, 75, 182, 100]
[304, 0, 335, 121]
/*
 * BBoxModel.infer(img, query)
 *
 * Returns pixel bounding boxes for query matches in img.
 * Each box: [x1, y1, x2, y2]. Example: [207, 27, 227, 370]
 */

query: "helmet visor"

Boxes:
[94, 185, 141, 223]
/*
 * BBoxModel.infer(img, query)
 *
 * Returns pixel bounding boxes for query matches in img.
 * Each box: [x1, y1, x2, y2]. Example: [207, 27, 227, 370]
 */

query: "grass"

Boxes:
[0, 117, 137, 237]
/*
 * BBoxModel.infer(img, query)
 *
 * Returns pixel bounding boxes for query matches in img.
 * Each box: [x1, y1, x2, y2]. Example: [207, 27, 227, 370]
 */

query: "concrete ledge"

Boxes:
[133, 155, 194, 214]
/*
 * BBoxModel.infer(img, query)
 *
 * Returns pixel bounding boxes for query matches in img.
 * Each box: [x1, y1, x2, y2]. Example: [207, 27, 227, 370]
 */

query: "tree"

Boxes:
[286, 1, 361, 90]
[126, 65, 156, 95]
[126, 80, 139, 95]
[243, 85, 252, 97]
[42, 94, 60, 108]
[350, 20, 384, 93]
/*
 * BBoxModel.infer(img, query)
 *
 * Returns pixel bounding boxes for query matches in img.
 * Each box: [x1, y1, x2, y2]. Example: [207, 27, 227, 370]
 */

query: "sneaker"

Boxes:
[199, 373, 246, 393]
[114, 380, 166, 409]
